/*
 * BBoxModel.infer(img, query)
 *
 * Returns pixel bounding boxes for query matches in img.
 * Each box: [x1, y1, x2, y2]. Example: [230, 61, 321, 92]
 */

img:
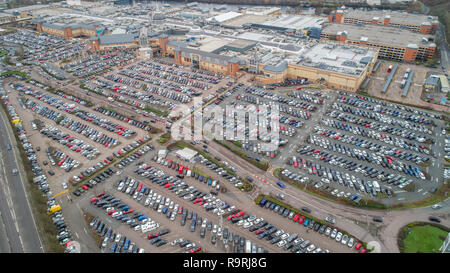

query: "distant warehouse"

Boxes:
[90, 34, 138, 52]
[320, 23, 436, 62]
[328, 9, 439, 35]
[33, 19, 99, 39]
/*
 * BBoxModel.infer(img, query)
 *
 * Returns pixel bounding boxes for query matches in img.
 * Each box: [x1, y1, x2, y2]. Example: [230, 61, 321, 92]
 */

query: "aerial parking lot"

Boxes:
[204, 82, 447, 207]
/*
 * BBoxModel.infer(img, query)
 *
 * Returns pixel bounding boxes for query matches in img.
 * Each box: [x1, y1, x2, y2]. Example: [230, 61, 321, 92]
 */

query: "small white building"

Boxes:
[158, 149, 168, 158]
[175, 147, 198, 162]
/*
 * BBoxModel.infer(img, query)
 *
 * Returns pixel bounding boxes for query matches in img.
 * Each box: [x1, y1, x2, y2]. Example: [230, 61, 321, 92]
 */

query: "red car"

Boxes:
[227, 214, 235, 221]
[293, 214, 300, 222]
[178, 206, 183, 214]
[147, 233, 158, 239]
[255, 228, 264, 235]
[123, 208, 134, 214]
[91, 197, 99, 203]
[82, 185, 88, 191]
[236, 211, 245, 217]
[298, 216, 305, 224]
[359, 248, 368, 253]
[190, 246, 202, 253]
[355, 242, 363, 250]
[107, 209, 116, 215]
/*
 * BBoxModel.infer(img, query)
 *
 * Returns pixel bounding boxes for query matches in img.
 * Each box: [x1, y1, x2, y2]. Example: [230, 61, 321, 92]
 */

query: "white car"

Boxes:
[280, 233, 289, 240]
[62, 182, 68, 189]
[431, 204, 442, 210]
[335, 232, 343, 242]
[307, 244, 316, 252]
[347, 237, 355, 248]
[277, 240, 287, 248]
[237, 220, 245, 226]
[217, 228, 222, 237]
[330, 229, 337, 239]
[243, 222, 252, 229]
[212, 225, 217, 233]
[325, 227, 332, 236]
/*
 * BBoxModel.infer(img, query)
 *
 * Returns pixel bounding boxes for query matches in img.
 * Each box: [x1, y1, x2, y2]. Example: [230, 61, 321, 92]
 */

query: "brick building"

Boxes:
[328, 9, 439, 35]
[321, 23, 436, 62]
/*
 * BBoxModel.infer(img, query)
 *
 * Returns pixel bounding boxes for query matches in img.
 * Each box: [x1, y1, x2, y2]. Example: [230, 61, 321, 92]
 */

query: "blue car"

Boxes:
[303, 219, 310, 227]
[259, 199, 267, 207]
[276, 181, 286, 188]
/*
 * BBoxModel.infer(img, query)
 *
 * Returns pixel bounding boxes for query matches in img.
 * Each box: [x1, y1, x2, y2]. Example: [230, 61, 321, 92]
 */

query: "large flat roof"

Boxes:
[343, 9, 438, 25]
[295, 43, 377, 76]
[262, 15, 324, 30]
[322, 23, 436, 48]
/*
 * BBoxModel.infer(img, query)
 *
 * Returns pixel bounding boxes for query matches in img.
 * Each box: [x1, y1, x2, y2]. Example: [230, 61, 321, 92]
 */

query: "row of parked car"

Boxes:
[117, 69, 199, 100]
[339, 91, 439, 120]
[153, 156, 222, 194]
[138, 60, 220, 84]
[27, 79, 90, 107]
[2, 30, 83, 63]
[118, 175, 231, 253]
[51, 149, 80, 172]
[258, 199, 368, 253]
[62, 49, 136, 78]
[115, 143, 154, 169]
[129, 63, 211, 91]
[320, 118, 430, 156]
[331, 102, 432, 135]
[337, 95, 434, 126]
[58, 116, 119, 148]
[307, 135, 425, 181]
[48, 198, 76, 251]
[95, 107, 152, 132]
[1, 78, 54, 197]
[90, 216, 144, 253]
[287, 89, 326, 105]
[72, 168, 115, 196]
[94, 77, 182, 110]
[40, 126, 101, 159]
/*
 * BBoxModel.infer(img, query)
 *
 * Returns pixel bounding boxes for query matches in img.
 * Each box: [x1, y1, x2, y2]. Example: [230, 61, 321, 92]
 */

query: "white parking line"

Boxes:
[417, 188, 423, 192]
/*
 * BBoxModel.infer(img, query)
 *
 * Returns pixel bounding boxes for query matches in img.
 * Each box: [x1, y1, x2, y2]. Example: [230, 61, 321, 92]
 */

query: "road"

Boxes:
[0, 104, 43, 253]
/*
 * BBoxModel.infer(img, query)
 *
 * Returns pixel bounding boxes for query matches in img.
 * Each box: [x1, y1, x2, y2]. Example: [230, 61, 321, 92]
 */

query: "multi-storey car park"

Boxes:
[0, 1, 448, 255]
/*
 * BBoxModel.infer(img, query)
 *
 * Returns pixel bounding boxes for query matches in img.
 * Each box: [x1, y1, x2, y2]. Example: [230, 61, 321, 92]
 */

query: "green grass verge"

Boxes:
[158, 133, 171, 144]
[398, 222, 449, 253]
[214, 139, 269, 171]
[143, 106, 169, 118]
[1, 70, 30, 79]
